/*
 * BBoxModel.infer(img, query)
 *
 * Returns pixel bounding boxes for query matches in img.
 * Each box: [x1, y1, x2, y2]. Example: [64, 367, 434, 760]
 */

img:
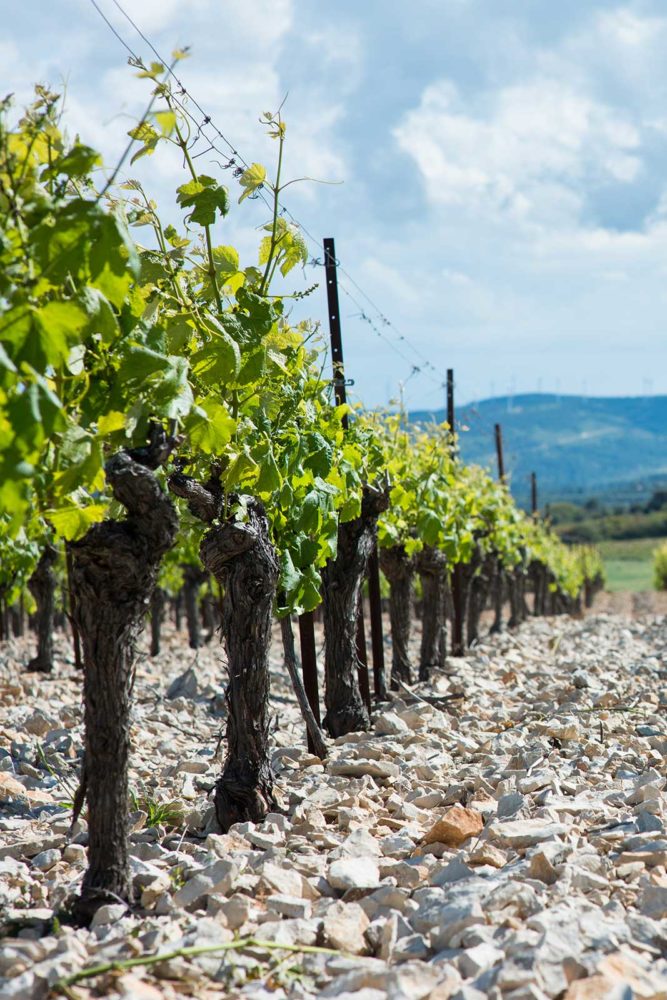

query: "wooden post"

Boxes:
[531, 472, 538, 517]
[494, 423, 505, 482]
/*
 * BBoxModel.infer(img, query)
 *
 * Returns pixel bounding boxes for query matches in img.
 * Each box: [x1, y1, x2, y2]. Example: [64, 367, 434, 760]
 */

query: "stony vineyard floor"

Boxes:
[1, 602, 667, 999]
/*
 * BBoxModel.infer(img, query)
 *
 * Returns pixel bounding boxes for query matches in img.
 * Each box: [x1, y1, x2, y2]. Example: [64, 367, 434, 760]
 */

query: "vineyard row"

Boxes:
[0, 77, 603, 921]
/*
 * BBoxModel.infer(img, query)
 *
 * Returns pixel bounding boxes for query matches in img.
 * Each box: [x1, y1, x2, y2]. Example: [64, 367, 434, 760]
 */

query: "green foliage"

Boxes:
[113, 77, 373, 615]
[0, 520, 42, 605]
[0, 79, 600, 623]
[654, 542, 667, 591]
[131, 791, 185, 829]
[557, 509, 667, 544]
[0, 86, 194, 542]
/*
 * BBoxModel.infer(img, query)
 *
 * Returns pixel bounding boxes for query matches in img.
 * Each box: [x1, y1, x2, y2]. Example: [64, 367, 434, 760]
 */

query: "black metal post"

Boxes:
[495, 423, 505, 482]
[531, 472, 538, 516]
[323, 235, 376, 711]
[323, 237, 348, 427]
[448, 369, 464, 652]
[447, 368, 455, 454]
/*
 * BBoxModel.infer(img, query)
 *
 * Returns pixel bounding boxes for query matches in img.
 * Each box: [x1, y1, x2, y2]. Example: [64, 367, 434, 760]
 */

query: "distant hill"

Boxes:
[408, 394, 667, 508]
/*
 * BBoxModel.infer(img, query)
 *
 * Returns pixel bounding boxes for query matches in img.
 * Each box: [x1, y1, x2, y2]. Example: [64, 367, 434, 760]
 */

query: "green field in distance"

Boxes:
[598, 536, 665, 592]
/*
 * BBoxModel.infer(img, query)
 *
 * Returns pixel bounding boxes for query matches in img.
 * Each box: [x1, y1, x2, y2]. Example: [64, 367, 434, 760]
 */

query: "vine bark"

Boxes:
[70, 449, 178, 922]
[168, 474, 278, 831]
[322, 485, 389, 737]
[380, 545, 414, 688]
[26, 542, 58, 673]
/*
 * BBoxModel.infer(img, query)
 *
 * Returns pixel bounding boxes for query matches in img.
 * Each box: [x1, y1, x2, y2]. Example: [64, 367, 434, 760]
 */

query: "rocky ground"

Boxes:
[1, 598, 667, 999]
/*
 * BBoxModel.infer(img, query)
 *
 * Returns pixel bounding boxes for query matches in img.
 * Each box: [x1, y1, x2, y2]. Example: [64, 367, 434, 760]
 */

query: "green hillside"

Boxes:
[409, 394, 667, 507]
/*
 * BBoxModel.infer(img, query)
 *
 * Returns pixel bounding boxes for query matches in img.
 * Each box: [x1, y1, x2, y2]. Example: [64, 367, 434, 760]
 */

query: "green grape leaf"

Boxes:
[163, 225, 190, 249]
[235, 287, 275, 344]
[224, 450, 259, 490]
[339, 495, 361, 523]
[0, 341, 17, 372]
[254, 442, 282, 494]
[297, 490, 322, 533]
[191, 331, 241, 384]
[212, 245, 239, 275]
[238, 163, 266, 203]
[34, 300, 89, 366]
[279, 550, 302, 597]
[128, 122, 160, 164]
[42, 144, 101, 180]
[165, 315, 193, 353]
[176, 176, 229, 226]
[150, 355, 194, 419]
[47, 502, 108, 541]
[8, 377, 64, 448]
[98, 411, 126, 435]
[185, 400, 236, 454]
[417, 510, 442, 548]
[80, 287, 118, 344]
[52, 438, 105, 495]
[298, 566, 322, 613]
[236, 347, 266, 385]
[118, 344, 172, 381]
[154, 111, 176, 136]
[302, 433, 333, 477]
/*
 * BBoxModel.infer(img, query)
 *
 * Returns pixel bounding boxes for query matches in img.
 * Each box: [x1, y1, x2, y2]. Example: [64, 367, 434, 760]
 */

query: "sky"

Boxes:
[4, 0, 667, 410]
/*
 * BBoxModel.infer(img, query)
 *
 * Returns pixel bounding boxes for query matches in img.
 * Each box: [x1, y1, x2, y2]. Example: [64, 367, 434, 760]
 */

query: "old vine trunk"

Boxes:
[417, 546, 447, 682]
[27, 542, 58, 673]
[322, 485, 389, 737]
[69, 451, 178, 922]
[380, 545, 414, 688]
[168, 474, 278, 831]
[183, 564, 207, 649]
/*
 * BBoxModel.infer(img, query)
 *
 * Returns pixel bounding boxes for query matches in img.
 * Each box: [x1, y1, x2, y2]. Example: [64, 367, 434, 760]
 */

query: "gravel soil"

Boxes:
[1, 598, 667, 999]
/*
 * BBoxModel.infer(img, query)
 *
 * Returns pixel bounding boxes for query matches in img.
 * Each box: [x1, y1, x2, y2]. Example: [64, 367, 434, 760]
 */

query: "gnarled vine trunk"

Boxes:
[322, 485, 389, 737]
[26, 543, 58, 673]
[508, 568, 528, 628]
[380, 544, 414, 688]
[417, 546, 447, 682]
[70, 451, 178, 922]
[530, 561, 545, 616]
[490, 562, 505, 634]
[452, 551, 483, 653]
[201, 588, 219, 641]
[467, 553, 494, 647]
[150, 586, 166, 657]
[183, 564, 207, 649]
[168, 474, 278, 831]
[584, 572, 603, 609]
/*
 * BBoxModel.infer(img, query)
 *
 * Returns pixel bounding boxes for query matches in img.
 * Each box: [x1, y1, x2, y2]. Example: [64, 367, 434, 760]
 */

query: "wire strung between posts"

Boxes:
[89, 0, 450, 394]
[337, 283, 440, 387]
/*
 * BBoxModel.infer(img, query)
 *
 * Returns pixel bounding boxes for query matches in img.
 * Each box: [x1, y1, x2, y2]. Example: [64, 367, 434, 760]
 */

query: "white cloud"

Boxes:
[102, 0, 186, 34]
[598, 8, 659, 48]
[393, 76, 641, 230]
[442, 268, 473, 287]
